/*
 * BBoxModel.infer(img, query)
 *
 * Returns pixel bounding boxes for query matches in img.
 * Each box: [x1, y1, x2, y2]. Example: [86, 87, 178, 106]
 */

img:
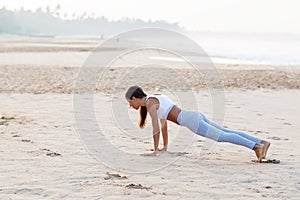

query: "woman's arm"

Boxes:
[147, 99, 160, 151]
[160, 119, 168, 151]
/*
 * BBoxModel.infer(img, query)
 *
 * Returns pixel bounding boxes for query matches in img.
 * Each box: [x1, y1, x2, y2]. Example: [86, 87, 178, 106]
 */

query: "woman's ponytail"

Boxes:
[139, 106, 147, 128]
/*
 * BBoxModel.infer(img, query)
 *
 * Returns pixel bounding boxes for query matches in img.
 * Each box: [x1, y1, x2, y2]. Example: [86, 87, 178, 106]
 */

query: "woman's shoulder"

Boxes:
[146, 94, 161, 100]
[145, 95, 160, 110]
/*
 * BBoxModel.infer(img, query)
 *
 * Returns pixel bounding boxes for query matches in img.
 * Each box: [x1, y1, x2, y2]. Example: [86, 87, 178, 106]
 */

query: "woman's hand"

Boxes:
[142, 147, 167, 156]
[150, 146, 167, 152]
[159, 146, 168, 151]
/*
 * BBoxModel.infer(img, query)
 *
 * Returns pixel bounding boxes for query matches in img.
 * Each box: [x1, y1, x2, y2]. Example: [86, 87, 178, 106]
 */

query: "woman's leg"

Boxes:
[177, 110, 267, 160]
[197, 118, 256, 149]
[178, 110, 257, 149]
[200, 113, 262, 144]
[201, 113, 270, 158]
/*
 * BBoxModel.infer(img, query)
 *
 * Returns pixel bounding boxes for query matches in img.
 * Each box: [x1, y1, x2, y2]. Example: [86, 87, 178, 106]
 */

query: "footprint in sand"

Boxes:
[0, 114, 32, 126]
[283, 122, 292, 126]
[21, 139, 33, 143]
[0, 121, 8, 126]
[46, 152, 61, 157]
[125, 183, 152, 190]
[104, 172, 128, 180]
[274, 117, 285, 121]
[268, 136, 289, 141]
[268, 136, 281, 140]
[40, 148, 61, 157]
[1, 116, 15, 120]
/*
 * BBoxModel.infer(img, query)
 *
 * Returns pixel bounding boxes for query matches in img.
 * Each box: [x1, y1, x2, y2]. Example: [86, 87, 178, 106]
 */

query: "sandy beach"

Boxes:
[0, 35, 300, 199]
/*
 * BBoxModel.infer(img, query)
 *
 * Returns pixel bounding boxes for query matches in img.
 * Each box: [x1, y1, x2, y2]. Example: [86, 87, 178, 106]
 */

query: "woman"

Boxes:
[125, 86, 270, 162]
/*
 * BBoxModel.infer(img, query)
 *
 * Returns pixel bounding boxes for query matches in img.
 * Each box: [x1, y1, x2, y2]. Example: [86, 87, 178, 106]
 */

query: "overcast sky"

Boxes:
[1, 0, 299, 33]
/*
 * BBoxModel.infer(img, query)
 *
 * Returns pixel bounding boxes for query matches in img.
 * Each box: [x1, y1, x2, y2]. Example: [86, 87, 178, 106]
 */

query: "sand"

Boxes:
[0, 35, 299, 199]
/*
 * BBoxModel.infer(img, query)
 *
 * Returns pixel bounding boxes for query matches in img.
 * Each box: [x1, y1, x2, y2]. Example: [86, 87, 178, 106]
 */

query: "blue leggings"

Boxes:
[177, 110, 261, 149]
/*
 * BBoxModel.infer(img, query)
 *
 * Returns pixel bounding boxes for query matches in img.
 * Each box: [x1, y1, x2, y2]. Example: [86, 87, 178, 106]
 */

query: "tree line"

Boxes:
[0, 6, 183, 36]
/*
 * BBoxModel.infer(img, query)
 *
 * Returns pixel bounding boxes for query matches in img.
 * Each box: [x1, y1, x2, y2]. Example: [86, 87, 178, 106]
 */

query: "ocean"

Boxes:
[188, 32, 300, 66]
[0, 32, 299, 67]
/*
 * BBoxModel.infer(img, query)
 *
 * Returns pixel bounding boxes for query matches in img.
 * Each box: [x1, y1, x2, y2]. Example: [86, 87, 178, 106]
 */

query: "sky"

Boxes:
[1, 0, 300, 33]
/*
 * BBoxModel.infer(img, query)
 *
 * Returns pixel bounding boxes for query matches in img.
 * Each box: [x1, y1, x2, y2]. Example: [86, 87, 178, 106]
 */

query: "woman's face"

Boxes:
[127, 97, 140, 110]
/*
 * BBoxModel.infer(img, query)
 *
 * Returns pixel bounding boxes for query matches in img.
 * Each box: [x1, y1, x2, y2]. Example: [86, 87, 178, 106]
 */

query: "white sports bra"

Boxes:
[146, 94, 175, 119]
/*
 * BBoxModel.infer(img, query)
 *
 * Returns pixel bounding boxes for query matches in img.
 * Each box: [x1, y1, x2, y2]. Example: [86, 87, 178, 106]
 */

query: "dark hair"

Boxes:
[125, 86, 147, 128]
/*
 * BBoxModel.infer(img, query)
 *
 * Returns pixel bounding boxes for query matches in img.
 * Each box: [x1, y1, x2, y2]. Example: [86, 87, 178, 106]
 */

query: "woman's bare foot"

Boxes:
[253, 143, 264, 162]
[261, 140, 271, 159]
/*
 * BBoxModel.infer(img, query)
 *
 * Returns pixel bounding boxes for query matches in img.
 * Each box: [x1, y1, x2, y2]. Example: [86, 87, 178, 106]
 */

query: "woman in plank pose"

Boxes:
[125, 86, 270, 162]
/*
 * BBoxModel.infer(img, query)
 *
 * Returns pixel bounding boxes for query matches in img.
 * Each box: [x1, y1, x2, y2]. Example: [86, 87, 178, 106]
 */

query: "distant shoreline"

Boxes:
[1, 33, 300, 66]
[0, 35, 299, 94]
